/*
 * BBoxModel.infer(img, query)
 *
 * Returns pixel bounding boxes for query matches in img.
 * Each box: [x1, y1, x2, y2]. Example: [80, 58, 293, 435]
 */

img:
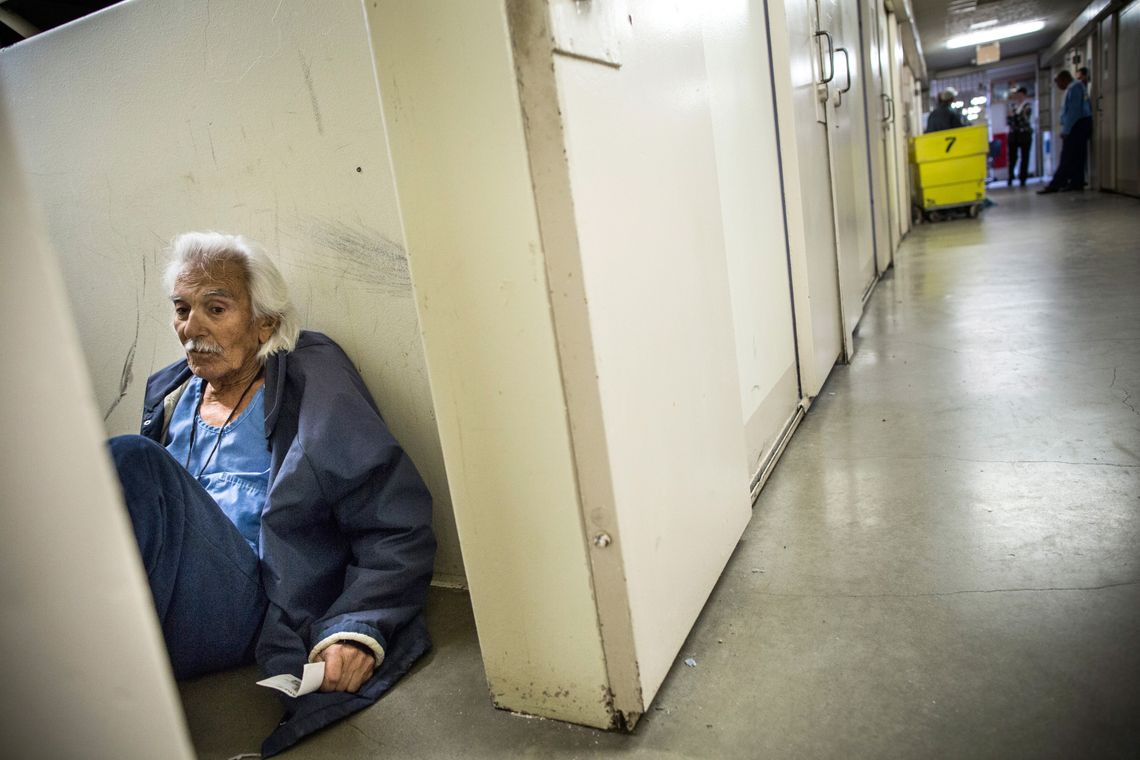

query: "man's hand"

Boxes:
[317, 642, 377, 693]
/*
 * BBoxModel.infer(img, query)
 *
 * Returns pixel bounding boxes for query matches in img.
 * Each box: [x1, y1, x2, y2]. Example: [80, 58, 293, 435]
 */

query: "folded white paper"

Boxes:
[256, 661, 326, 698]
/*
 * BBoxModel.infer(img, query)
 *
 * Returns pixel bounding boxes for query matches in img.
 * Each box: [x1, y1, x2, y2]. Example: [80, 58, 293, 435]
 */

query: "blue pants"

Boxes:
[1047, 116, 1092, 191]
[108, 435, 267, 679]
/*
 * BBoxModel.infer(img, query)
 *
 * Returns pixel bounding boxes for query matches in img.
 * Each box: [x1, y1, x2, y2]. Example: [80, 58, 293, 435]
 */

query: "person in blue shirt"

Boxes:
[1039, 69, 1093, 194]
[108, 232, 436, 755]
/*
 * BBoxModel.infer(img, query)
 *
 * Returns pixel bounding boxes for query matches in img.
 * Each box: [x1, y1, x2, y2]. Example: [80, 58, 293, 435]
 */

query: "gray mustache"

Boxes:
[183, 339, 223, 355]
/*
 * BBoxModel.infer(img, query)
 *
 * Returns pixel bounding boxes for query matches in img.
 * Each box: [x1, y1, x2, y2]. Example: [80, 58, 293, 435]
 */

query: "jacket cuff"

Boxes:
[308, 632, 386, 667]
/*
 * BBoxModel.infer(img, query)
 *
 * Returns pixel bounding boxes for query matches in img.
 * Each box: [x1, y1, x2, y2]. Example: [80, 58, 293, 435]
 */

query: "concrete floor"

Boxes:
[182, 187, 1140, 759]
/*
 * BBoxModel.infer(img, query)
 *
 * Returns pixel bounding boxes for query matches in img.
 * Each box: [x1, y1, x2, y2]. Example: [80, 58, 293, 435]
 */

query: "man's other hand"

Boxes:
[318, 642, 377, 693]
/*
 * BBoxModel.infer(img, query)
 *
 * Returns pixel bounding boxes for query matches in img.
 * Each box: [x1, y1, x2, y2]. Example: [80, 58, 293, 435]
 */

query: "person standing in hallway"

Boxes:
[1039, 70, 1092, 194]
[1007, 87, 1033, 187]
[926, 88, 964, 133]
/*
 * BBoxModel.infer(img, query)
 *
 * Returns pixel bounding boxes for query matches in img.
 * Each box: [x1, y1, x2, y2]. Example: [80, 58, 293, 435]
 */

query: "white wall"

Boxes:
[0, 0, 462, 581]
[0, 96, 193, 760]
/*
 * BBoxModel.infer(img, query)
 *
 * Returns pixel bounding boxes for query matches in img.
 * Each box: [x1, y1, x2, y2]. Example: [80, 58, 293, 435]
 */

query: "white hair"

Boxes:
[164, 232, 301, 361]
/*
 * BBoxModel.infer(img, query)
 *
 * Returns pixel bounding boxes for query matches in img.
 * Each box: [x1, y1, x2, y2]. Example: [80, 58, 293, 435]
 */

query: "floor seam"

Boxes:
[752, 580, 1140, 600]
[820, 454, 1139, 468]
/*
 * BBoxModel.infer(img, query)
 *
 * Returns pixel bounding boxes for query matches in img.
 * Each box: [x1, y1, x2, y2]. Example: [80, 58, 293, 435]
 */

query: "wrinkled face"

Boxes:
[171, 261, 274, 387]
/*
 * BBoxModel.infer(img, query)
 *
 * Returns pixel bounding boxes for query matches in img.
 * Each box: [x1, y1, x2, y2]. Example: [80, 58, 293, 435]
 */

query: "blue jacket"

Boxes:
[1060, 80, 1091, 136]
[141, 331, 436, 756]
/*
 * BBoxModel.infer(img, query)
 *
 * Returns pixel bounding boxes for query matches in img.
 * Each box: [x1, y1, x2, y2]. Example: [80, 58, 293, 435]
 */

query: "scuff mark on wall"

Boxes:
[104, 255, 148, 422]
[299, 217, 411, 296]
[298, 50, 324, 136]
[105, 303, 139, 422]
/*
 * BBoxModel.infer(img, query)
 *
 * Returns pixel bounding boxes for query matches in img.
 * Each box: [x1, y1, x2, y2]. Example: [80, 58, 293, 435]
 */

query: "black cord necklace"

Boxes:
[184, 373, 261, 479]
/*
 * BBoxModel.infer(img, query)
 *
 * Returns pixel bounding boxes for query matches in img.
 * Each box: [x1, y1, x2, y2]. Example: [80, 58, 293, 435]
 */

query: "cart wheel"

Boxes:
[929, 210, 944, 223]
[967, 205, 980, 219]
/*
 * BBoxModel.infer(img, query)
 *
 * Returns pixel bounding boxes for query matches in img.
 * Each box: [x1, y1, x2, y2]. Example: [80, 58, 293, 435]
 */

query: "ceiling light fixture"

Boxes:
[946, 19, 1045, 48]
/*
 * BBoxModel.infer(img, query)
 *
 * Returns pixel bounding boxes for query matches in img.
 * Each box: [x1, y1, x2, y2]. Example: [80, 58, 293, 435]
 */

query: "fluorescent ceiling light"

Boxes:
[969, 19, 999, 29]
[946, 19, 1045, 48]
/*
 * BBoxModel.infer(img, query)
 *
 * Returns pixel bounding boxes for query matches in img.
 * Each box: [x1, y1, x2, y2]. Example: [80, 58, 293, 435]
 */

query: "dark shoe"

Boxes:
[1037, 187, 1059, 195]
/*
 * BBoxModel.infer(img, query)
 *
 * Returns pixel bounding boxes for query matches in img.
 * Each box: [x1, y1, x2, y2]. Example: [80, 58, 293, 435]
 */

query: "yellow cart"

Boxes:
[909, 124, 989, 222]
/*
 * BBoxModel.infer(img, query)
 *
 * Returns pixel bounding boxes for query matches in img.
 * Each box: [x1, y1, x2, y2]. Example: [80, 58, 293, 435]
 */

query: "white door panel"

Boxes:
[776, 0, 844, 397]
[876, 2, 899, 268]
[702, 6, 802, 478]
[859, 0, 892, 277]
[889, 15, 912, 242]
[819, 0, 876, 360]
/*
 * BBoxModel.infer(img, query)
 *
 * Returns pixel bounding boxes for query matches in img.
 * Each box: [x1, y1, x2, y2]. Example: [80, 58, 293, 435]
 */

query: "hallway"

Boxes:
[183, 189, 1140, 759]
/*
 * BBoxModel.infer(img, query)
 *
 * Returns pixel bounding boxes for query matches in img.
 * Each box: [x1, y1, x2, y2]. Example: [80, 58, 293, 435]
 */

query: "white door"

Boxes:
[888, 14, 912, 242]
[777, 0, 844, 397]
[1098, 14, 1117, 191]
[858, 0, 893, 277]
[876, 2, 899, 266]
[819, 0, 877, 360]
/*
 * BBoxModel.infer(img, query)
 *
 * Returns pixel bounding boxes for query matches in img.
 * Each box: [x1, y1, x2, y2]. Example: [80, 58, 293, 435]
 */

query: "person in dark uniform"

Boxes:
[1007, 87, 1033, 187]
[926, 88, 964, 133]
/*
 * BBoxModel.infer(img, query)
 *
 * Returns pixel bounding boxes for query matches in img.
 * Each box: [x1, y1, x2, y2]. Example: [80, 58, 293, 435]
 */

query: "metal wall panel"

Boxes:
[1098, 14, 1117, 190]
[1116, 0, 1140, 196]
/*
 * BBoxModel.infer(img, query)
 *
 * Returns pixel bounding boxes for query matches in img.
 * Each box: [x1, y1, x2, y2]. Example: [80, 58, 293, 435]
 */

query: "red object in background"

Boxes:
[992, 132, 1009, 168]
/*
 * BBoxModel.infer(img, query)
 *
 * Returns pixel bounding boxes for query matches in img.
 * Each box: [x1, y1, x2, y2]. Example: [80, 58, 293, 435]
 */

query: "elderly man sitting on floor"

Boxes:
[109, 231, 435, 756]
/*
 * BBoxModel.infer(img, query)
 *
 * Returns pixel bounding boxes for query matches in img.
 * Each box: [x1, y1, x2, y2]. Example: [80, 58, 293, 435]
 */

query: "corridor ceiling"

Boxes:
[0, 0, 1093, 84]
[912, 0, 1090, 73]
